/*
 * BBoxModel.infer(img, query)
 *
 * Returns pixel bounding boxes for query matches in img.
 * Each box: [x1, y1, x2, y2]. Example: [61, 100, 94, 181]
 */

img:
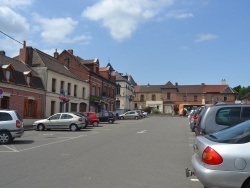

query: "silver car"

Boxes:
[189, 120, 250, 188]
[33, 113, 85, 131]
[119, 111, 140, 120]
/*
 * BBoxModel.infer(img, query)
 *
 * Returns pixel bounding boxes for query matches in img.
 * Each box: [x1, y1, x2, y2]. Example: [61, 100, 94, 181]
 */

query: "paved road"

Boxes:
[0, 116, 203, 188]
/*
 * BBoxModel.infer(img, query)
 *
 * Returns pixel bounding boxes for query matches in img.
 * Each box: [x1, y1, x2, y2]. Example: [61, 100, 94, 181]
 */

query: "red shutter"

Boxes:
[23, 99, 28, 118]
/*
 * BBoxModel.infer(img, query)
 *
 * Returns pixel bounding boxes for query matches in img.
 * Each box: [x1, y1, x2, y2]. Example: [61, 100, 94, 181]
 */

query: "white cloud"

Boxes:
[0, 6, 30, 34]
[165, 10, 193, 19]
[82, 0, 174, 42]
[34, 15, 91, 44]
[1, 0, 33, 8]
[195, 34, 218, 43]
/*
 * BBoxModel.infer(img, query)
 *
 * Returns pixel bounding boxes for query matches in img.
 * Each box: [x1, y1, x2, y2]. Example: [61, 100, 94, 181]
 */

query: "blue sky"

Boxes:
[0, 0, 249, 88]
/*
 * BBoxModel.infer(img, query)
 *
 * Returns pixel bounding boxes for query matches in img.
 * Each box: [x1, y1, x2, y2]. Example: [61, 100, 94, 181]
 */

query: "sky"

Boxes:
[0, 0, 250, 88]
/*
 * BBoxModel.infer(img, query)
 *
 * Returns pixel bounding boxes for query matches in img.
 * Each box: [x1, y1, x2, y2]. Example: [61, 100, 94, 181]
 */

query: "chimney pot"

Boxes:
[0, 51, 6, 56]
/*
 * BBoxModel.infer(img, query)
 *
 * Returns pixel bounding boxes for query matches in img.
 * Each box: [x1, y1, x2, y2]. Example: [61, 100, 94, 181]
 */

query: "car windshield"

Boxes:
[205, 120, 250, 144]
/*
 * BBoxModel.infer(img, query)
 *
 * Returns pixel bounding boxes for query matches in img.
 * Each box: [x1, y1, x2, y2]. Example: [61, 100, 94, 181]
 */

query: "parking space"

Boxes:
[0, 119, 144, 153]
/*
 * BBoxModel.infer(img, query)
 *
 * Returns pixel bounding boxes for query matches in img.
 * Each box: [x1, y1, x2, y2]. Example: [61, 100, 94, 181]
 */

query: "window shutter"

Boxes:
[23, 99, 29, 118]
[34, 100, 38, 118]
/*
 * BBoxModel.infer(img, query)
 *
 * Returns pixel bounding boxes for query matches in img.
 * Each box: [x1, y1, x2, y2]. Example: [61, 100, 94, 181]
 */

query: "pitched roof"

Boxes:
[136, 85, 163, 92]
[32, 49, 85, 82]
[0, 53, 44, 89]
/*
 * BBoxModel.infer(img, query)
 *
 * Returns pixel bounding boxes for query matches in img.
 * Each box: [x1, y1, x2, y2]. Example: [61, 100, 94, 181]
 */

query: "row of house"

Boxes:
[134, 81, 239, 114]
[0, 42, 240, 125]
[0, 42, 119, 125]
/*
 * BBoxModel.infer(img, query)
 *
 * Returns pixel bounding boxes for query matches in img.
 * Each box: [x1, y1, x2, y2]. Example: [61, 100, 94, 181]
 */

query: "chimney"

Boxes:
[201, 83, 205, 86]
[221, 79, 227, 85]
[0, 51, 5, 56]
[175, 82, 178, 86]
[68, 49, 73, 55]
[19, 41, 33, 66]
[54, 49, 59, 59]
[64, 58, 69, 69]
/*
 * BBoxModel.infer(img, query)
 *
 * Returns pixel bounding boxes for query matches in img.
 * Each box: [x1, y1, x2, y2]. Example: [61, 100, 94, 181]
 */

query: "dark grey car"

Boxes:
[195, 104, 250, 136]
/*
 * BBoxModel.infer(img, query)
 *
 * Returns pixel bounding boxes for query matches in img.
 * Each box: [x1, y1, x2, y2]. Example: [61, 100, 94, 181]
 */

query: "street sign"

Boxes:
[0, 88, 3, 95]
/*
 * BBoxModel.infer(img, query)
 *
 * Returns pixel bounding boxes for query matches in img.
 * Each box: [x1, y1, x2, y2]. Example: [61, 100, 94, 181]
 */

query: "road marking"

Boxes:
[191, 179, 199, 181]
[137, 130, 147, 133]
[189, 144, 194, 146]
[0, 145, 19, 152]
[17, 135, 87, 152]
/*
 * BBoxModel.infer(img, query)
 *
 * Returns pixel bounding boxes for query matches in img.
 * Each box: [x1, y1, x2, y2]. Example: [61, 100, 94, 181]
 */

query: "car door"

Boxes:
[97, 112, 105, 122]
[59, 113, 73, 129]
[47, 113, 61, 129]
[125, 111, 134, 119]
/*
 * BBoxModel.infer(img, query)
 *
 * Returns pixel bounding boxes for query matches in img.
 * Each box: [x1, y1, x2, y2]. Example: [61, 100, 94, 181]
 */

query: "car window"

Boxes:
[216, 107, 241, 126]
[241, 107, 250, 122]
[103, 112, 109, 116]
[0, 112, 13, 121]
[50, 114, 61, 120]
[206, 120, 250, 144]
[61, 114, 73, 119]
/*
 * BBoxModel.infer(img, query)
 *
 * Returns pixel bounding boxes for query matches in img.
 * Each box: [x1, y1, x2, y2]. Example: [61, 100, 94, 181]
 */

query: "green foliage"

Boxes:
[151, 108, 161, 114]
[233, 85, 250, 99]
[143, 106, 151, 114]
[233, 85, 241, 93]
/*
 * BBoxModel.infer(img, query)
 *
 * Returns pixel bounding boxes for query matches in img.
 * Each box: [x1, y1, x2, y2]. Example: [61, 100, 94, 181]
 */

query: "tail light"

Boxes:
[202, 146, 223, 165]
[16, 120, 21, 128]
[78, 118, 83, 122]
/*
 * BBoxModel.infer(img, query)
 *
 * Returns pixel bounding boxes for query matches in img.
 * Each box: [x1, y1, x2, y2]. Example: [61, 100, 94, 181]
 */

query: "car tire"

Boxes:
[121, 117, 124, 120]
[37, 124, 45, 131]
[0, 131, 12, 144]
[70, 124, 78, 131]
[242, 179, 250, 188]
[134, 116, 138, 120]
[108, 119, 113, 124]
[93, 121, 99, 126]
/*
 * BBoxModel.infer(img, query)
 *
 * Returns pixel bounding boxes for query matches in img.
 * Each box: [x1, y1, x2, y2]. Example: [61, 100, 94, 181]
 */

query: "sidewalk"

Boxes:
[24, 125, 35, 131]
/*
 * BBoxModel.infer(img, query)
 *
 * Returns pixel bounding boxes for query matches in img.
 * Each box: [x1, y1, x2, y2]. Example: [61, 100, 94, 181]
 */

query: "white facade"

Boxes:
[146, 101, 163, 112]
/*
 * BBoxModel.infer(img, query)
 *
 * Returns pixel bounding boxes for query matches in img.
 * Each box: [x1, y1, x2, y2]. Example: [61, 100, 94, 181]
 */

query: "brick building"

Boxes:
[57, 50, 116, 112]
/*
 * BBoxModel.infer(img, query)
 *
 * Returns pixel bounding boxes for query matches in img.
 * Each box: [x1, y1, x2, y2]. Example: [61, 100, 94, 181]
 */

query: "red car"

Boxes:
[83, 112, 100, 126]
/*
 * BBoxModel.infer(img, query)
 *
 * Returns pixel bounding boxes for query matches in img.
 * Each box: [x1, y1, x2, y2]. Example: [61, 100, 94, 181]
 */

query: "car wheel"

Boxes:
[121, 117, 124, 120]
[37, 124, 45, 131]
[93, 121, 99, 126]
[134, 116, 138, 120]
[242, 179, 250, 188]
[0, 131, 12, 144]
[108, 119, 113, 124]
[70, 124, 78, 131]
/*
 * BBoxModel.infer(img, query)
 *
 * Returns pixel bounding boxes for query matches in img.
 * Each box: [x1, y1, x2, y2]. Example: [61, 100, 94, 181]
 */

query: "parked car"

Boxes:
[71, 112, 89, 128]
[119, 111, 140, 120]
[189, 106, 205, 132]
[0, 110, 24, 144]
[195, 104, 250, 136]
[141, 111, 148, 118]
[83, 112, 100, 126]
[188, 120, 250, 188]
[96, 111, 115, 123]
[33, 113, 85, 131]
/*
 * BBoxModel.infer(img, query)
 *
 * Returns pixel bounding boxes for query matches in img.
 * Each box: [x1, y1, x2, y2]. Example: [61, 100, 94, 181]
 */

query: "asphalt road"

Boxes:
[0, 116, 203, 188]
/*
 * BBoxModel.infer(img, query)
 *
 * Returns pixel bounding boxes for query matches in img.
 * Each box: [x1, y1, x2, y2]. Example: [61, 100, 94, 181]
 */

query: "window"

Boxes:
[216, 107, 241, 126]
[152, 94, 156, 101]
[0, 112, 12, 121]
[167, 92, 171, 100]
[92, 85, 96, 95]
[194, 95, 197, 102]
[51, 101, 55, 115]
[60, 81, 64, 93]
[210, 96, 214, 103]
[71, 103, 77, 112]
[67, 83, 71, 95]
[24, 99, 37, 118]
[241, 107, 250, 122]
[52, 79, 56, 92]
[74, 85, 77, 97]
[6, 70, 10, 81]
[61, 114, 73, 119]
[98, 87, 101, 96]
[50, 113, 60, 120]
[224, 95, 227, 102]
[183, 95, 187, 101]
[1, 96, 9, 109]
[117, 85, 121, 95]
[140, 95, 144, 102]
[82, 87, 85, 99]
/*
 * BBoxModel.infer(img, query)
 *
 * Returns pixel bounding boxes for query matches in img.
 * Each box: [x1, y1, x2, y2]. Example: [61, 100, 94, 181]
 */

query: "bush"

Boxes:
[151, 108, 161, 114]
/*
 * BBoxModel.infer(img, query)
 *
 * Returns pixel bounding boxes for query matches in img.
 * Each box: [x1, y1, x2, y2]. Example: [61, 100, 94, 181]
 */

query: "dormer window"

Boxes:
[23, 71, 32, 86]
[2, 64, 14, 82]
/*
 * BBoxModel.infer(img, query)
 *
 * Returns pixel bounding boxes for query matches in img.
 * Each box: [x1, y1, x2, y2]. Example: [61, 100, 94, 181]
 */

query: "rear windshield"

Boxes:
[205, 120, 250, 144]
[14, 111, 23, 121]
